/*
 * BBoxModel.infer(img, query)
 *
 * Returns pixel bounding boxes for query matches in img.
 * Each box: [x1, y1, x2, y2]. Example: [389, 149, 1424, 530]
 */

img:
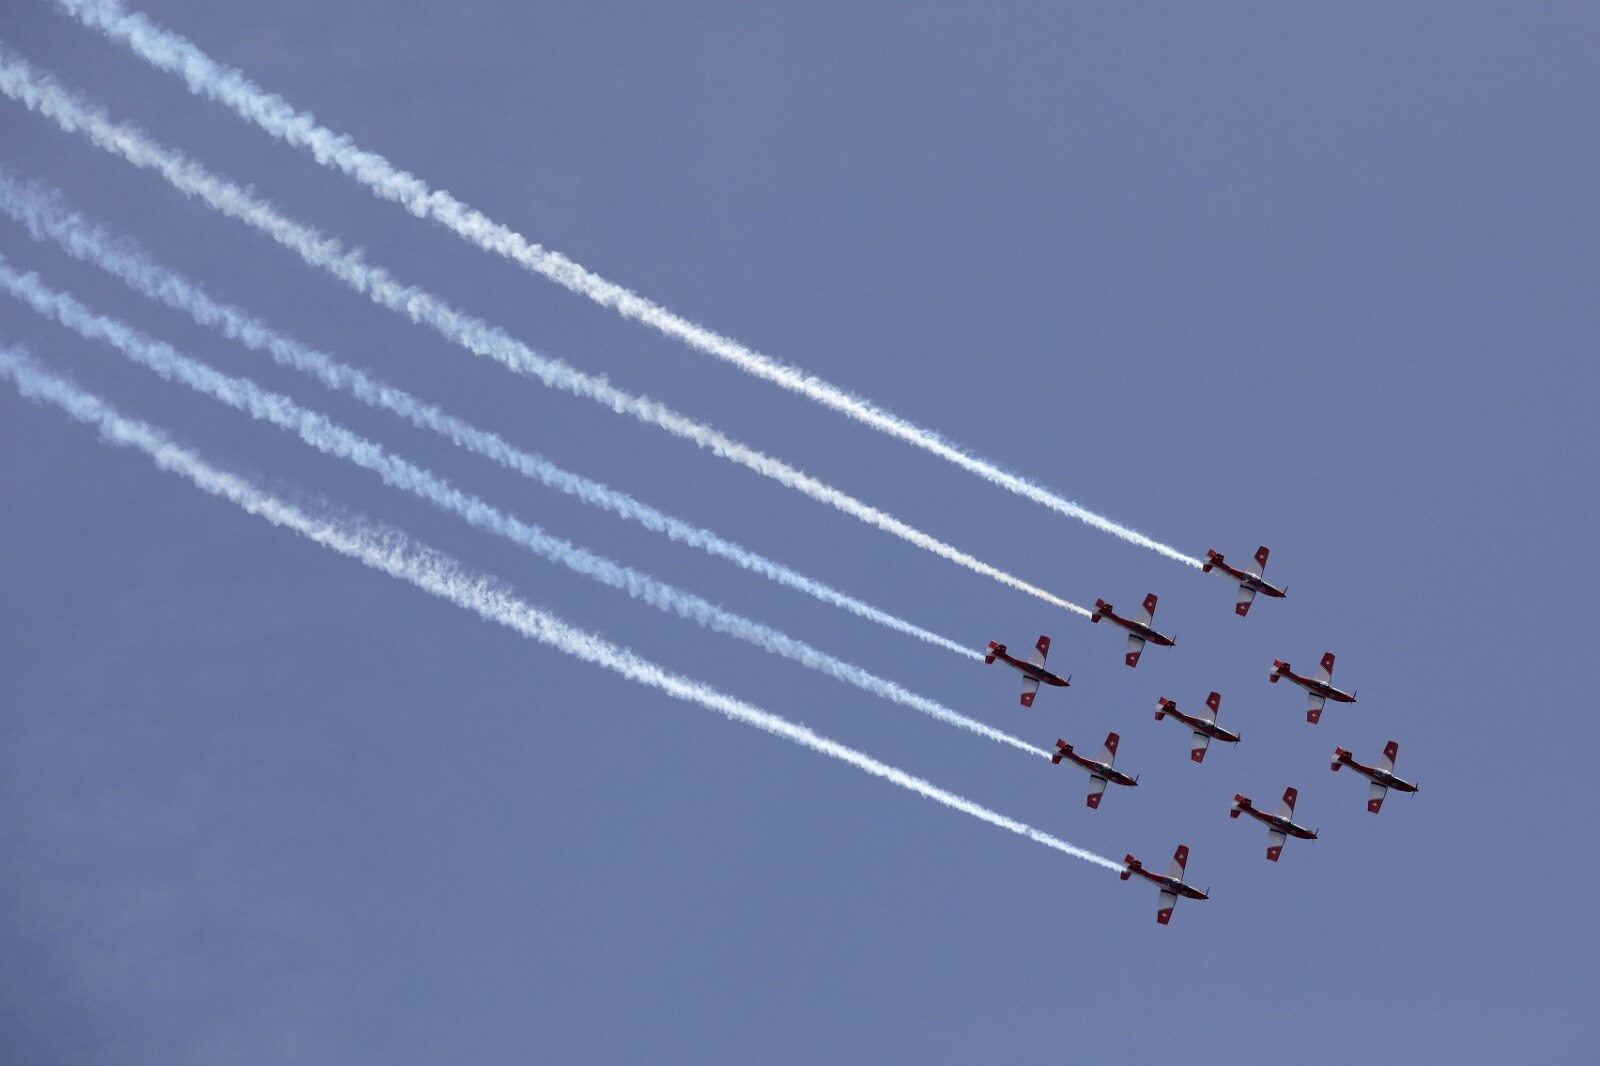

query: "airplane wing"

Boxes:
[1019, 676, 1041, 708]
[1027, 634, 1050, 669]
[1236, 584, 1258, 616]
[1136, 593, 1158, 627]
[1266, 828, 1287, 862]
[1190, 731, 1211, 763]
[1276, 787, 1298, 819]
[1314, 652, 1336, 686]
[1306, 692, 1326, 724]
[1201, 691, 1220, 724]
[1125, 633, 1146, 668]
[1368, 779, 1389, 814]
[1099, 732, 1119, 766]
[1157, 889, 1178, 925]
[1380, 740, 1398, 773]
[1248, 545, 1270, 578]
[1086, 775, 1108, 809]
[1166, 845, 1189, 880]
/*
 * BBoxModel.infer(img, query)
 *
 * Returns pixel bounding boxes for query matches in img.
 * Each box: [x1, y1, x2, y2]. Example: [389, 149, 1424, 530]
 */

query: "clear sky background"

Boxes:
[2, 2, 1596, 1062]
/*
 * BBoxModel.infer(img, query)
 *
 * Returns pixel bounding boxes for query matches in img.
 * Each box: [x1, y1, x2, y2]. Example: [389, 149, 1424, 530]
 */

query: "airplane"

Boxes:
[1270, 652, 1356, 724]
[1332, 741, 1419, 813]
[1203, 546, 1287, 616]
[985, 634, 1070, 707]
[1230, 787, 1318, 861]
[1091, 593, 1176, 667]
[1121, 844, 1209, 925]
[1154, 691, 1240, 763]
[1051, 732, 1138, 808]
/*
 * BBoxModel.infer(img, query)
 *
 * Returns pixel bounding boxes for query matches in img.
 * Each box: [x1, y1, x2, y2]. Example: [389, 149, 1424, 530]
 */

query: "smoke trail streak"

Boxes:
[50, 0, 1201, 569]
[1, 260, 1044, 757]
[0, 48, 1092, 615]
[0, 172, 979, 662]
[0, 347, 1119, 869]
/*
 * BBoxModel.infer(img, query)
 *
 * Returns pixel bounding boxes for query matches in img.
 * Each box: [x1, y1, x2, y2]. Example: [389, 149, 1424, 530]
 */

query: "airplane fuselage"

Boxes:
[1092, 606, 1176, 647]
[1234, 802, 1318, 840]
[1337, 756, 1419, 793]
[1124, 863, 1208, 900]
[1273, 666, 1356, 703]
[1161, 705, 1240, 743]
[1205, 556, 1287, 598]
[1053, 747, 1137, 787]
[988, 648, 1069, 688]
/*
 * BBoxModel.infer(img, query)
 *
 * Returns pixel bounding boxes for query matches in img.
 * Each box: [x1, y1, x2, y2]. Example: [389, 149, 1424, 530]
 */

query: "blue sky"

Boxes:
[2, 2, 1596, 1062]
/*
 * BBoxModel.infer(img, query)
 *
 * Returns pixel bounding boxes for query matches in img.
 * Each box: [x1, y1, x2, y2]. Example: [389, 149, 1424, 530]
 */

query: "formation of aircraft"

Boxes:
[1332, 742, 1418, 812]
[1091, 593, 1176, 667]
[1271, 652, 1356, 723]
[1154, 691, 1239, 763]
[1203, 545, 1286, 616]
[973, 545, 1416, 925]
[1230, 787, 1319, 861]
[985, 634, 1070, 707]
[1051, 732, 1138, 808]
[1121, 845, 1208, 925]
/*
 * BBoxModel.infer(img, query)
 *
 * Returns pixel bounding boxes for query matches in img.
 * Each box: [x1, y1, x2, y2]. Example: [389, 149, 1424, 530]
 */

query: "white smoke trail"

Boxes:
[50, 0, 1202, 569]
[0, 171, 980, 662]
[1, 259, 1044, 758]
[0, 47, 1093, 614]
[0, 347, 1119, 870]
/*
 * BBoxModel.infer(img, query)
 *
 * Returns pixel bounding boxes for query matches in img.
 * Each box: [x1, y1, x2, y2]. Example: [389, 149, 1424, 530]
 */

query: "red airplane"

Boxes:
[1332, 741, 1419, 813]
[1230, 787, 1318, 861]
[1203, 546, 1287, 616]
[1270, 652, 1356, 724]
[1154, 691, 1240, 763]
[1091, 593, 1176, 667]
[1121, 844, 1209, 925]
[985, 634, 1070, 707]
[1051, 732, 1138, 808]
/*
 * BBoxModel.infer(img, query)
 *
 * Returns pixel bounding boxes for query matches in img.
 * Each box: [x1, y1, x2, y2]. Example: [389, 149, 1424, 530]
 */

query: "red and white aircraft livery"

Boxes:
[1332, 741, 1419, 813]
[1230, 787, 1318, 861]
[1121, 845, 1209, 925]
[1203, 546, 1287, 616]
[1051, 732, 1139, 808]
[1091, 593, 1176, 667]
[1270, 652, 1356, 724]
[1154, 691, 1240, 763]
[985, 635, 1070, 707]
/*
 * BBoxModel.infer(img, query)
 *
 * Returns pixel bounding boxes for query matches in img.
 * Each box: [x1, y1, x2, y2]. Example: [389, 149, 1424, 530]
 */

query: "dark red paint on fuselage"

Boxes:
[1334, 753, 1419, 793]
[1204, 551, 1287, 598]
[986, 645, 1069, 688]
[1232, 799, 1318, 840]
[1092, 603, 1176, 647]
[1271, 663, 1356, 703]
[1051, 743, 1137, 787]
[1121, 860, 1208, 900]
[1155, 699, 1240, 743]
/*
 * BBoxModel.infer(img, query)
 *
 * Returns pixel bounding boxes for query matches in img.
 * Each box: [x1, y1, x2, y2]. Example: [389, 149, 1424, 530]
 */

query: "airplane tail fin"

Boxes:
[1229, 794, 1247, 818]
[1332, 747, 1350, 770]
[985, 640, 1003, 665]
[1120, 855, 1138, 880]
[1155, 698, 1171, 721]
[1270, 659, 1288, 682]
